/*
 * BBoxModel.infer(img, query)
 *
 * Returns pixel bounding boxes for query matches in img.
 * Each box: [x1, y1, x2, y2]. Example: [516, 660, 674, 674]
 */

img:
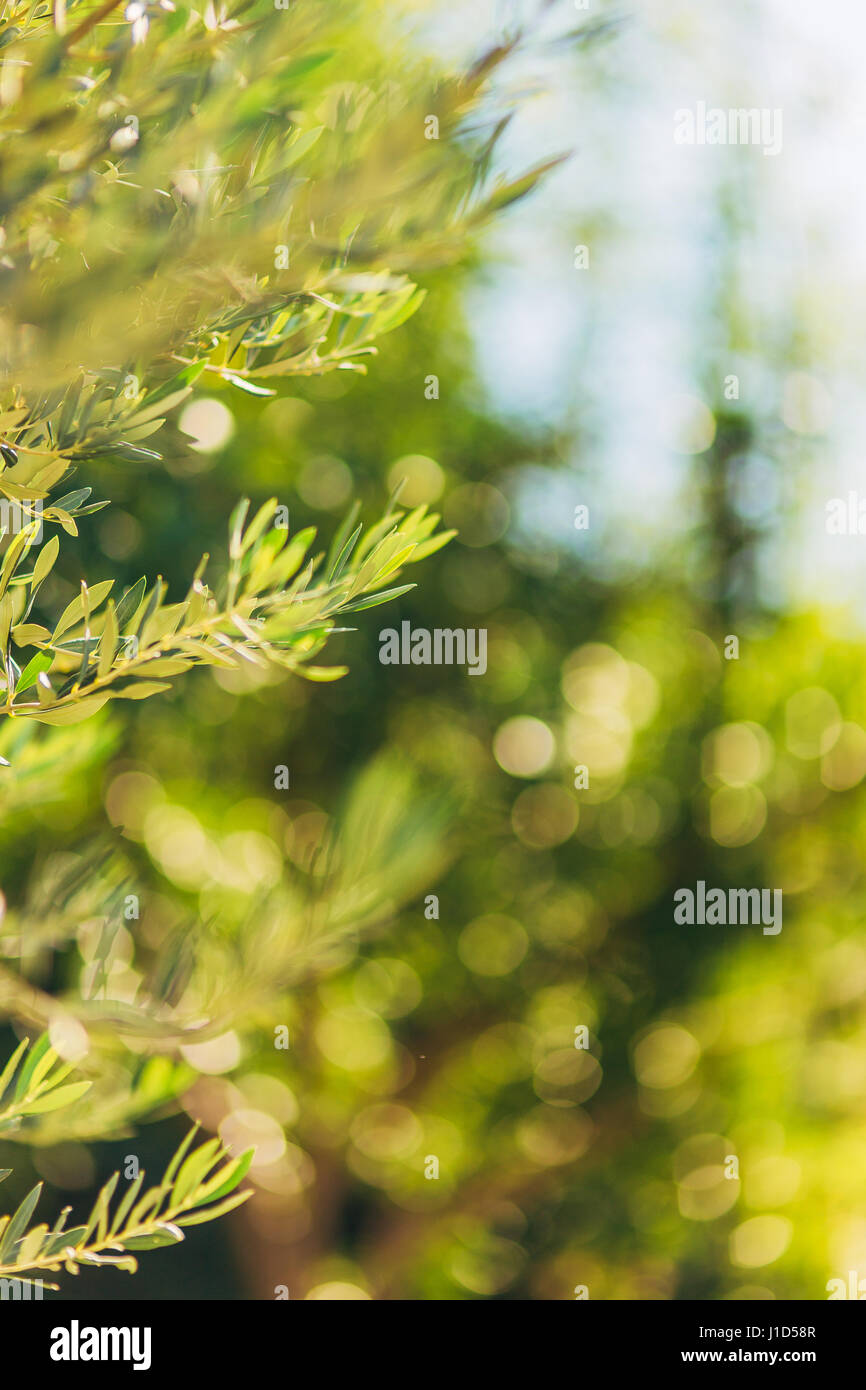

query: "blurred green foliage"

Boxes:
[1, 0, 862, 1305]
[0, 0, 558, 1295]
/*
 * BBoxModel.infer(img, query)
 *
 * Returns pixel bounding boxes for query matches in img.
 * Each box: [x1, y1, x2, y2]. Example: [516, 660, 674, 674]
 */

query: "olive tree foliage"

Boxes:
[0, 0, 555, 729]
[0, 1033, 253, 1289]
[0, 0, 554, 1289]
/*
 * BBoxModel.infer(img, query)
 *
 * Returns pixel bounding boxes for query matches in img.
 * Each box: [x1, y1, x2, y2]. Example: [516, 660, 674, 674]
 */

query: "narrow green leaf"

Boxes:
[0, 1038, 29, 1101]
[340, 583, 416, 612]
[172, 1139, 222, 1209]
[122, 1225, 184, 1251]
[98, 599, 118, 678]
[325, 501, 361, 577]
[14, 1034, 52, 1100]
[114, 576, 147, 632]
[175, 1189, 252, 1227]
[16, 1222, 49, 1267]
[42, 1225, 87, 1259]
[163, 1126, 200, 1188]
[328, 523, 362, 583]
[31, 534, 60, 590]
[135, 580, 164, 641]
[110, 682, 173, 700]
[0, 1182, 42, 1261]
[24, 1043, 60, 1097]
[240, 498, 278, 557]
[229, 498, 250, 559]
[190, 1149, 254, 1207]
[19, 1080, 91, 1115]
[110, 1172, 144, 1237]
